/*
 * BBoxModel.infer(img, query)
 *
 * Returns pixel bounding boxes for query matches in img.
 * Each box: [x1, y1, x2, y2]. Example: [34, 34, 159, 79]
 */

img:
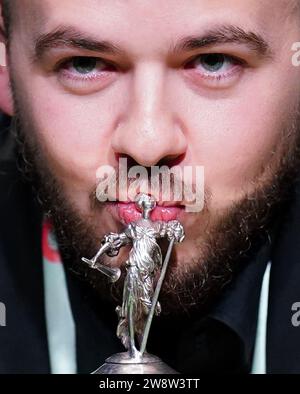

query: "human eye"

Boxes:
[184, 53, 246, 87]
[56, 56, 117, 93]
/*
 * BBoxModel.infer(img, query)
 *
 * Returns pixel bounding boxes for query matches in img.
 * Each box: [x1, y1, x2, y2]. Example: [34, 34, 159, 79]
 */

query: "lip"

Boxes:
[107, 202, 184, 224]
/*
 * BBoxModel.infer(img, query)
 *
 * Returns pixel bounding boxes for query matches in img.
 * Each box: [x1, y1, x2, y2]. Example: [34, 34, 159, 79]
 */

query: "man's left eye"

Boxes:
[187, 53, 241, 74]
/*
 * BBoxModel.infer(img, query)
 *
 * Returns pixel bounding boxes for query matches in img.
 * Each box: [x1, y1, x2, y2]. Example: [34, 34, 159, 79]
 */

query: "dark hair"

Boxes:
[1, 0, 10, 38]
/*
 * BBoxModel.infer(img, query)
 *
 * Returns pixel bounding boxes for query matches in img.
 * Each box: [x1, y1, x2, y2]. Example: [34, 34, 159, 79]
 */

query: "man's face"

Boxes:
[4, 0, 300, 310]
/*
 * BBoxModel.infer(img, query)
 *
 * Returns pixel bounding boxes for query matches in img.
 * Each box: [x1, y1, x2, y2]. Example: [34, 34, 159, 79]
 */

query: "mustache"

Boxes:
[91, 164, 208, 212]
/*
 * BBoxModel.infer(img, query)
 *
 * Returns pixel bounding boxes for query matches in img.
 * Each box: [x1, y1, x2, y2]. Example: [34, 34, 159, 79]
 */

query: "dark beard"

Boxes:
[10, 107, 300, 316]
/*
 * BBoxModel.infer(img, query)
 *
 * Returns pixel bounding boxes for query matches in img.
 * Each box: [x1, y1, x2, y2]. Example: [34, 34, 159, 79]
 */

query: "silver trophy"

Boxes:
[82, 193, 185, 374]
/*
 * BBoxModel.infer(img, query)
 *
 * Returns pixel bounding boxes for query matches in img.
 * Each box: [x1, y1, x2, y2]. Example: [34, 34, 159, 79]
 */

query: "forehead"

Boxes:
[12, 0, 299, 50]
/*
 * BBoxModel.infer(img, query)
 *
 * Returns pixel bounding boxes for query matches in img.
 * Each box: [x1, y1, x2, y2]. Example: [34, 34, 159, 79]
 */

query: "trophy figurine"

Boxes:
[82, 193, 185, 374]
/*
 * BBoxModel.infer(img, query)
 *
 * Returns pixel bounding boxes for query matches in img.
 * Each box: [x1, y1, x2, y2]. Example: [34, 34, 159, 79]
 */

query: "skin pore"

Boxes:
[1, 0, 300, 313]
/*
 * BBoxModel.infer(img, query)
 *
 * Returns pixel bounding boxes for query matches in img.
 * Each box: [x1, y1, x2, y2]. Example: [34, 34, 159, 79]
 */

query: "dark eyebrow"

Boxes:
[173, 24, 273, 58]
[34, 26, 123, 60]
[34, 24, 273, 62]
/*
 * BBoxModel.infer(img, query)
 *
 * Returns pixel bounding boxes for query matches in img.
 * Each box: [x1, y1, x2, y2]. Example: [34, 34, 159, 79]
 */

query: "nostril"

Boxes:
[157, 153, 186, 168]
[115, 152, 185, 169]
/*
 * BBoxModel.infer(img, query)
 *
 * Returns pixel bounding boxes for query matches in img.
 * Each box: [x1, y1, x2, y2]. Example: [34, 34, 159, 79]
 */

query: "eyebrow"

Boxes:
[173, 24, 273, 58]
[33, 23, 273, 62]
[34, 26, 123, 60]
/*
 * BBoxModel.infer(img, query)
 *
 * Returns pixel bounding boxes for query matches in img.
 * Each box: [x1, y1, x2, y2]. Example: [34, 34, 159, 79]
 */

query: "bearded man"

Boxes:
[0, 0, 300, 374]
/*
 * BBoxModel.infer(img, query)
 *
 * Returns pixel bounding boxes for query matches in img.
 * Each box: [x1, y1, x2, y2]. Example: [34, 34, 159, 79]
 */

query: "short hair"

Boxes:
[1, 0, 10, 38]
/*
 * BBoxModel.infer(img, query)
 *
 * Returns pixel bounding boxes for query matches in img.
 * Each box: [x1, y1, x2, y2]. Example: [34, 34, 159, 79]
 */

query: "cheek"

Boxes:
[180, 87, 294, 207]
[15, 75, 125, 189]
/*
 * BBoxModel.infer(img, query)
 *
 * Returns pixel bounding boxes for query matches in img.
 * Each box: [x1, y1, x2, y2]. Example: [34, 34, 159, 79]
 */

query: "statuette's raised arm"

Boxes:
[104, 232, 131, 257]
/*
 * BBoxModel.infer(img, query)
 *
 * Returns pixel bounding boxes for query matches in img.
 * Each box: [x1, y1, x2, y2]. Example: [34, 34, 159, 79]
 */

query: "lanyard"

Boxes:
[42, 219, 77, 374]
[251, 262, 271, 374]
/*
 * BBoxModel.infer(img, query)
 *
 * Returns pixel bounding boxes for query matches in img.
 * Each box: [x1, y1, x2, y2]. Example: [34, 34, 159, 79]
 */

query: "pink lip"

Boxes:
[111, 202, 183, 224]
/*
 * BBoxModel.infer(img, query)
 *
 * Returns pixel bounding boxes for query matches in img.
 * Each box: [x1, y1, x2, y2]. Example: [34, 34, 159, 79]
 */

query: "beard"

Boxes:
[10, 101, 300, 317]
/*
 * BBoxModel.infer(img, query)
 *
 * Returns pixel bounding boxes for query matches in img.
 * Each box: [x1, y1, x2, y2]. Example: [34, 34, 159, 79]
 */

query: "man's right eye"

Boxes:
[71, 57, 99, 74]
[55, 56, 118, 93]
[60, 56, 115, 77]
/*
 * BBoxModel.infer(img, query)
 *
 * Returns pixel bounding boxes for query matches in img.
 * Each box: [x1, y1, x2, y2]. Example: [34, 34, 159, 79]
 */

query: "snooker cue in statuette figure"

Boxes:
[82, 193, 185, 374]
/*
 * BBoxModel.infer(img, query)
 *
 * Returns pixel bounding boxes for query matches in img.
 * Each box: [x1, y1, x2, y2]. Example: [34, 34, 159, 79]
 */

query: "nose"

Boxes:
[111, 63, 187, 167]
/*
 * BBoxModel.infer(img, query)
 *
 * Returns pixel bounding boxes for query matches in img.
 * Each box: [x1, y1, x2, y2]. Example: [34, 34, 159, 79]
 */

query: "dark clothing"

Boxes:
[0, 114, 300, 374]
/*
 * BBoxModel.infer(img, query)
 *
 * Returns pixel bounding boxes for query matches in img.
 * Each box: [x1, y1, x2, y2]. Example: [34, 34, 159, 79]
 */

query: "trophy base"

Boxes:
[92, 352, 178, 374]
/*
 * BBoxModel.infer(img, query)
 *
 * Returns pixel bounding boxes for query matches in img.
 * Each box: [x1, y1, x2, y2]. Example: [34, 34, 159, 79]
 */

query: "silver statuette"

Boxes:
[82, 193, 185, 374]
